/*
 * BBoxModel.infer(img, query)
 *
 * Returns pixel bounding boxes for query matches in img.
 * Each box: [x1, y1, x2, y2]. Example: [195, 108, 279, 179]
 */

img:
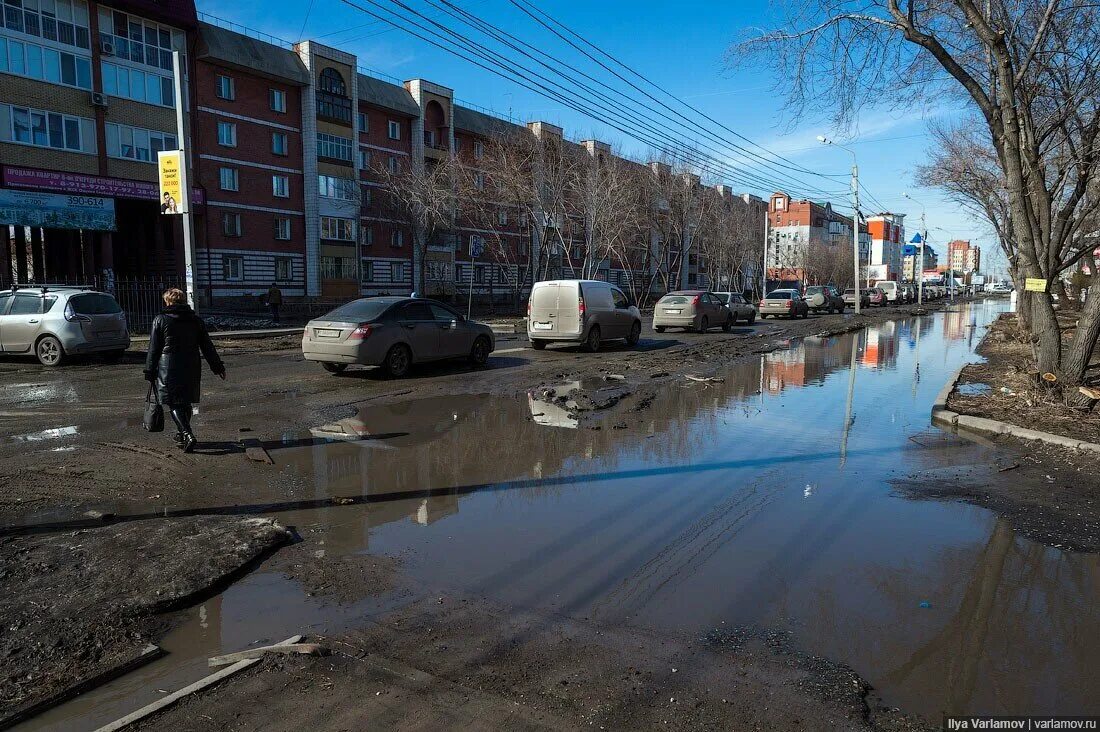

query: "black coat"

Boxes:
[144, 305, 224, 405]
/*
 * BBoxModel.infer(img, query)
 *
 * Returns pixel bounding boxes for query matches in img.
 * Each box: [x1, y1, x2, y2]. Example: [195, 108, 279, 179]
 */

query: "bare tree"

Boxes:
[730, 0, 1100, 406]
[696, 191, 766, 295]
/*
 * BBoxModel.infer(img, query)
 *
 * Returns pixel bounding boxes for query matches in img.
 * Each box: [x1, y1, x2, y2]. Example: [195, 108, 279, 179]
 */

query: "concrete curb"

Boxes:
[930, 357, 1100, 455]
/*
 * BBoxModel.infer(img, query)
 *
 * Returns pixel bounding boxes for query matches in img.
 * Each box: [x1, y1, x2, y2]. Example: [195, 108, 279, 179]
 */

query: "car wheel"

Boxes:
[470, 336, 491, 366]
[383, 344, 412, 378]
[36, 336, 65, 367]
[321, 362, 347, 374]
[760, 313, 768, 319]
[626, 321, 641, 346]
[697, 316, 709, 334]
[654, 325, 666, 333]
[584, 326, 602, 353]
[722, 317, 733, 333]
[531, 339, 547, 350]
[747, 312, 756, 325]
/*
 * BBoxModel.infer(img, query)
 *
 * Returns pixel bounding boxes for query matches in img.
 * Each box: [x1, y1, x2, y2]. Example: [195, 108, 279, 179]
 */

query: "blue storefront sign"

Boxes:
[0, 189, 116, 231]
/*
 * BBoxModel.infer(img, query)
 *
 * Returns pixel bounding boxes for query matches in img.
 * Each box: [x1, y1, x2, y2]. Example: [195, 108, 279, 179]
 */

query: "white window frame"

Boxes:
[271, 131, 288, 156]
[217, 120, 236, 147]
[387, 119, 400, 140]
[474, 140, 484, 158]
[103, 121, 174, 162]
[215, 74, 235, 100]
[275, 255, 293, 280]
[390, 261, 405, 281]
[357, 112, 368, 132]
[2, 103, 95, 153]
[317, 132, 352, 162]
[391, 229, 404, 248]
[497, 209, 508, 226]
[274, 216, 291, 241]
[272, 174, 289, 198]
[320, 216, 355, 241]
[269, 88, 286, 113]
[222, 213, 242, 237]
[223, 254, 243, 280]
[218, 166, 238, 191]
[387, 156, 398, 174]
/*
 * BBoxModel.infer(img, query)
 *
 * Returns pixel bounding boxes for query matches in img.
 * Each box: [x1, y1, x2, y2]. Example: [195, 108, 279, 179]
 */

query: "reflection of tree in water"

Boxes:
[796, 518, 1100, 716]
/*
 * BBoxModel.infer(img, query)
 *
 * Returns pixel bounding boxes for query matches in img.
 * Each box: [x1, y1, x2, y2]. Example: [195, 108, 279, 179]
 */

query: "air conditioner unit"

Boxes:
[100, 39, 115, 56]
[91, 92, 109, 107]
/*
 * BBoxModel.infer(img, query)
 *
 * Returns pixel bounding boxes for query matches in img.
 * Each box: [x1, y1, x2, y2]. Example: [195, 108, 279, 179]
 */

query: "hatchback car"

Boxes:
[759, 289, 809, 319]
[712, 292, 757, 324]
[302, 296, 495, 378]
[0, 286, 129, 366]
[842, 288, 870, 309]
[653, 290, 733, 333]
[867, 287, 886, 306]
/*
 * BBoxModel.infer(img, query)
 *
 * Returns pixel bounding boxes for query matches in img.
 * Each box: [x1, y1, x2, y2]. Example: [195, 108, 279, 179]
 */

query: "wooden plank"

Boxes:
[208, 642, 326, 667]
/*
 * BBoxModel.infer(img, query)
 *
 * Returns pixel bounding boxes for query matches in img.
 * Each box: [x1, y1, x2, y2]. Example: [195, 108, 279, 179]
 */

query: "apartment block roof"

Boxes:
[358, 74, 420, 116]
[197, 22, 309, 85]
[453, 105, 524, 137]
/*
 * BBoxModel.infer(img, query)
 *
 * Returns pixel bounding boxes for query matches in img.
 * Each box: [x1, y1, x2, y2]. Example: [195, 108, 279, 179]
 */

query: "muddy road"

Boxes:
[4, 298, 1100, 730]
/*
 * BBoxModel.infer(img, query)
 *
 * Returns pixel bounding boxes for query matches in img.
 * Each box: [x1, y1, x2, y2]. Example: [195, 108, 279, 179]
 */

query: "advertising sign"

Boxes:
[3, 165, 203, 204]
[866, 264, 888, 282]
[1025, 278, 1047, 292]
[157, 150, 185, 214]
[0, 189, 115, 231]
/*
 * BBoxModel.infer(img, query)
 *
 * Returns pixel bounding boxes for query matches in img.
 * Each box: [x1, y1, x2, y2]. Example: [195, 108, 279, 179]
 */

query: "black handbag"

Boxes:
[143, 382, 164, 433]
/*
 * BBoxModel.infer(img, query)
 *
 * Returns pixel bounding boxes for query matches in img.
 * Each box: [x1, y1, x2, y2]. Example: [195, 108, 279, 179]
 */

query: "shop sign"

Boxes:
[0, 189, 116, 231]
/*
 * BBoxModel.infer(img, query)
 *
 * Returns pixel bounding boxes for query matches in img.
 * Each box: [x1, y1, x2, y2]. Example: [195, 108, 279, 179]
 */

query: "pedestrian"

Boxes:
[144, 288, 226, 453]
[266, 281, 283, 324]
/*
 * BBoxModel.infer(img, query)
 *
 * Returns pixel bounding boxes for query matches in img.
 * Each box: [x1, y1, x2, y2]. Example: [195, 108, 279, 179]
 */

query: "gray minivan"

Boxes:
[0, 286, 129, 366]
[528, 280, 642, 352]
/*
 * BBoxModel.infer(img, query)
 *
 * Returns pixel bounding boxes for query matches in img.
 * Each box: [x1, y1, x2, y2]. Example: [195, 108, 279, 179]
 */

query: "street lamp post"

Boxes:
[902, 192, 927, 307]
[818, 136, 861, 315]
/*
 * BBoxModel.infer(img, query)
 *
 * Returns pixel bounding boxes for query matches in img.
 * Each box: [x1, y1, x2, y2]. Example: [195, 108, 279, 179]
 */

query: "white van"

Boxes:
[876, 281, 901, 303]
[527, 280, 642, 352]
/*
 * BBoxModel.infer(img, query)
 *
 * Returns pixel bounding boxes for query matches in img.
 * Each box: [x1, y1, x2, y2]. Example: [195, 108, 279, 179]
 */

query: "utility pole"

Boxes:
[172, 50, 197, 309]
[762, 207, 769, 299]
[817, 136, 860, 314]
[903, 192, 926, 307]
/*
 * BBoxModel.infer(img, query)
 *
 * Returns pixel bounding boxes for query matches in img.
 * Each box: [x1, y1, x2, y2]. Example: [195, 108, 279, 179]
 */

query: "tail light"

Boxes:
[759, 300, 766, 307]
[348, 323, 373, 340]
[784, 301, 792, 308]
[64, 301, 91, 323]
[691, 295, 701, 307]
[527, 299, 531, 318]
[578, 296, 586, 319]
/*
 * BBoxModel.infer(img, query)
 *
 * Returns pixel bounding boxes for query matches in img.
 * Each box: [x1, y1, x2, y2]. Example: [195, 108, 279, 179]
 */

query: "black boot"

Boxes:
[170, 405, 196, 453]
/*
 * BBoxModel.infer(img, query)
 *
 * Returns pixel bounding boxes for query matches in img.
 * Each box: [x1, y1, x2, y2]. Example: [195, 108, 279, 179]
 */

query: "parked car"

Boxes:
[902, 284, 918, 303]
[842, 288, 870, 309]
[303, 296, 495, 378]
[528, 280, 641, 352]
[876, 281, 901, 304]
[803, 285, 846, 313]
[867, 287, 886, 307]
[653, 290, 733, 333]
[712, 291, 757, 325]
[0, 286, 129, 366]
[759, 289, 809, 319]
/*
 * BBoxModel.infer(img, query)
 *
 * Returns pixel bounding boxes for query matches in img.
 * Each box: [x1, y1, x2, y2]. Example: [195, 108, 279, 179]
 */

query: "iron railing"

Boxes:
[11, 275, 183, 334]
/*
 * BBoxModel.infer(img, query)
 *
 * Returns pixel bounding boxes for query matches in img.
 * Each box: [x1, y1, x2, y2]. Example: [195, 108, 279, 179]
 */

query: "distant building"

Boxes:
[866, 213, 905, 281]
[767, 192, 869, 283]
[948, 239, 980, 275]
[902, 244, 937, 281]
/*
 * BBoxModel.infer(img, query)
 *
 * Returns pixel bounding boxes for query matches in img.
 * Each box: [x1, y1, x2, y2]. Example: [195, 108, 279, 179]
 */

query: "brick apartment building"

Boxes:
[767, 192, 870, 282]
[946, 239, 980, 275]
[865, 212, 905, 281]
[1, 3, 768, 305]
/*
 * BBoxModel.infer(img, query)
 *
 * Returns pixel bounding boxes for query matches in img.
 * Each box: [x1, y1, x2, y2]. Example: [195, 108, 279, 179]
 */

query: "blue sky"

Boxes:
[198, 0, 1004, 273]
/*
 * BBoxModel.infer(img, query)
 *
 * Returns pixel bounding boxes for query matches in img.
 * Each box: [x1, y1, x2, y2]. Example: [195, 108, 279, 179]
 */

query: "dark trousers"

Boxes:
[269, 303, 280, 323]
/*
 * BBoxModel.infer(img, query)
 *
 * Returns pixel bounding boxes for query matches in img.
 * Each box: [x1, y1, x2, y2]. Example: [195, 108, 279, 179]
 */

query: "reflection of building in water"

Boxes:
[861, 321, 899, 370]
[764, 331, 870, 393]
[765, 346, 807, 393]
[943, 305, 970, 341]
[416, 494, 459, 525]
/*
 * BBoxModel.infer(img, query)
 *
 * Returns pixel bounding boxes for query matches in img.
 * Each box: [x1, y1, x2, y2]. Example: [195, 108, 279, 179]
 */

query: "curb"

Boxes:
[930, 359, 1100, 455]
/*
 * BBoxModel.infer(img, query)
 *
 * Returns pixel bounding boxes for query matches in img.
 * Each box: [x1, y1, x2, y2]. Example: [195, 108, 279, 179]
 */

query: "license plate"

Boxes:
[315, 328, 339, 338]
[664, 309, 682, 314]
[532, 322, 553, 330]
[95, 329, 120, 339]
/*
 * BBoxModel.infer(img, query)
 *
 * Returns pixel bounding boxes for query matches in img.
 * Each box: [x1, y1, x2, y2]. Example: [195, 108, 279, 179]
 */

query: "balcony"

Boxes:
[423, 128, 450, 160]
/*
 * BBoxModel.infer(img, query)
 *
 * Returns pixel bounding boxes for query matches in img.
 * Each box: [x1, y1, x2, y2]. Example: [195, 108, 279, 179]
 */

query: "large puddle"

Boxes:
[21, 300, 1100, 729]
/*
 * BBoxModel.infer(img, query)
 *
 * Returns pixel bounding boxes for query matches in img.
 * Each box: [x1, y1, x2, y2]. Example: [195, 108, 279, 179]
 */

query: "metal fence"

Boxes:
[13, 275, 182, 334]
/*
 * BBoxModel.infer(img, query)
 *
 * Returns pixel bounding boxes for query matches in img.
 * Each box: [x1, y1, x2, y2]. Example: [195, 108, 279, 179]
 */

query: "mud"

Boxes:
[130, 595, 930, 732]
[0, 516, 291, 725]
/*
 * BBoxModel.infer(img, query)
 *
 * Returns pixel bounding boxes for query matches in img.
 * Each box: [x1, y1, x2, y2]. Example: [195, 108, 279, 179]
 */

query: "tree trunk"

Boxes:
[1062, 285, 1100, 409]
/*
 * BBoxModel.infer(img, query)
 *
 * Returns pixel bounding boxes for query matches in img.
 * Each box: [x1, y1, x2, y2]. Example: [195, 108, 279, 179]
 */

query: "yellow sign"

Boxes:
[157, 150, 184, 215]
[1025, 278, 1047, 292]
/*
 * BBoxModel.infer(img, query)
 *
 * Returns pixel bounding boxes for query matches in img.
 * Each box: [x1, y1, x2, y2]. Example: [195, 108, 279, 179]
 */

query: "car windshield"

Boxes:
[321, 300, 393, 322]
[69, 293, 122, 315]
[767, 291, 792, 299]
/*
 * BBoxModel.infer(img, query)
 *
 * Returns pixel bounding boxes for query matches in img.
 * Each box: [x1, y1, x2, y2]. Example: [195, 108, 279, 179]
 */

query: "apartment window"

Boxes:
[362, 187, 371, 206]
[104, 122, 175, 162]
[473, 265, 485, 284]
[387, 156, 398, 174]
[316, 67, 351, 123]
[222, 255, 243, 280]
[100, 62, 173, 106]
[320, 256, 355, 279]
[390, 261, 406, 281]
[497, 209, 508, 226]
[271, 132, 288, 155]
[217, 121, 236, 147]
[0, 38, 93, 90]
[357, 112, 368, 132]
[317, 132, 352, 162]
[361, 260, 374, 283]
[318, 175, 356, 200]
[361, 225, 373, 246]
[269, 88, 286, 113]
[222, 213, 242, 237]
[274, 216, 292, 241]
[358, 148, 370, 169]
[1, 104, 95, 153]
[272, 175, 289, 198]
[390, 229, 404, 248]
[215, 74, 234, 100]
[387, 120, 400, 140]
[473, 140, 484, 158]
[473, 172, 485, 190]
[320, 216, 354, 241]
[218, 167, 238, 191]
[275, 256, 293, 281]
[9, 0, 91, 50]
[97, 9, 182, 72]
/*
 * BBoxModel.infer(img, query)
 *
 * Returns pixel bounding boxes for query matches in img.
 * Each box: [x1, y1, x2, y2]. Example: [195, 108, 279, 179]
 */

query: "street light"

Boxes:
[902, 192, 927, 307]
[818, 136, 861, 315]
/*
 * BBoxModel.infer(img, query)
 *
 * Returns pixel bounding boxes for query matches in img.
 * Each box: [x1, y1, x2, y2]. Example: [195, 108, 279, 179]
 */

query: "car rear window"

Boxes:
[660, 296, 690, 304]
[767, 291, 792, 299]
[322, 300, 392, 322]
[69, 293, 122, 315]
[805, 287, 823, 294]
[714, 293, 730, 303]
[844, 289, 855, 295]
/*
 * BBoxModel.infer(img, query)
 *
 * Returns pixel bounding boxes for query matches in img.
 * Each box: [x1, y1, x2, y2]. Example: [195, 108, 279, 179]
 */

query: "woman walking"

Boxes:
[144, 288, 226, 452]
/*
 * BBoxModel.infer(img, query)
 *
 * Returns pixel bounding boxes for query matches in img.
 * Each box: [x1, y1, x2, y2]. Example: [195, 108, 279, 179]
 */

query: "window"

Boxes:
[219, 167, 238, 191]
[390, 229, 404, 248]
[222, 255, 243, 280]
[473, 266, 485, 284]
[387, 120, 400, 139]
[217, 121, 236, 147]
[362, 187, 371, 206]
[9, 0, 91, 50]
[222, 213, 242, 237]
[103, 122, 174, 161]
[320, 216, 354, 241]
[317, 132, 352, 162]
[361, 225, 373, 246]
[357, 112, 368, 132]
[473, 172, 485, 190]
[272, 175, 289, 198]
[0, 38, 92, 90]
[318, 175, 356, 200]
[387, 156, 398, 174]
[100, 62, 172, 106]
[316, 68, 350, 122]
[9, 293, 53, 315]
[215, 74, 234, 100]
[611, 288, 629, 308]
[390, 261, 406, 281]
[361, 260, 374, 283]
[473, 140, 484, 158]
[358, 148, 370, 169]
[271, 132, 288, 155]
[2, 104, 95, 153]
[497, 209, 508, 226]
[275, 256, 292, 281]
[97, 8, 180, 72]
[269, 88, 286, 113]
[320, 256, 355, 279]
[274, 216, 291, 240]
